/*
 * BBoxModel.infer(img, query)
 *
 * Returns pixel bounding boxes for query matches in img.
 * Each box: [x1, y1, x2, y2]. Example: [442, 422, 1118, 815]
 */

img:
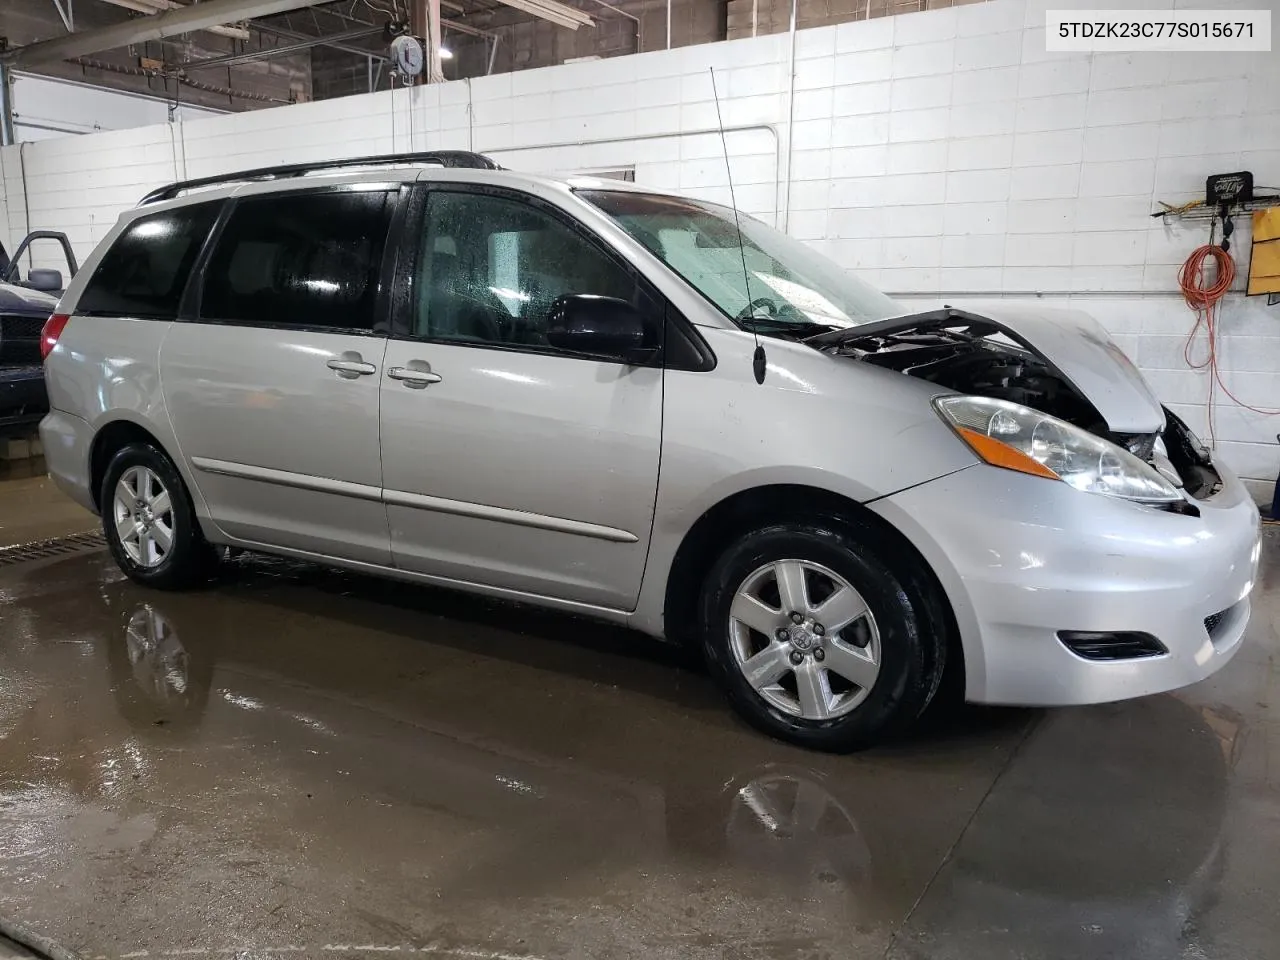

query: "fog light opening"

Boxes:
[1058, 631, 1168, 661]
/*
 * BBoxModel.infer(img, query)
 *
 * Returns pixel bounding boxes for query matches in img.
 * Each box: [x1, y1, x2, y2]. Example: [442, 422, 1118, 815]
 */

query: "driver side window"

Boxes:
[414, 190, 637, 349]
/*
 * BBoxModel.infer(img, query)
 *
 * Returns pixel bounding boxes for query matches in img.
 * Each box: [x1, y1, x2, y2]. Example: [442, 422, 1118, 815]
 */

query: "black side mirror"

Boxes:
[545, 294, 659, 364]
[26, 269, 63, 293]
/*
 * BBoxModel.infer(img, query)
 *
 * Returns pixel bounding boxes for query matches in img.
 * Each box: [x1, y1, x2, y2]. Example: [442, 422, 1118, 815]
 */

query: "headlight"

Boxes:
[935, 395, 1181, 505]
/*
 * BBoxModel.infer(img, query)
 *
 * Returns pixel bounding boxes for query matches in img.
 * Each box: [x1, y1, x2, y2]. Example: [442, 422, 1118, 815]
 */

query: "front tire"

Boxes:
[101, 442, 215, 589]
[698, 518, 946, 752]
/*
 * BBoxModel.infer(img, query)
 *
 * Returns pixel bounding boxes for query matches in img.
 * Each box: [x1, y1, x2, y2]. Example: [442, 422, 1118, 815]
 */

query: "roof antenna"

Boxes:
[709, 66, 766, 385]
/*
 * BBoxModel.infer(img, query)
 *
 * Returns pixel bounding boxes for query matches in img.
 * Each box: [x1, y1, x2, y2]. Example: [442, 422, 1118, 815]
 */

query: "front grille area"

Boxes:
[1, 315, 43, 340]
[0, 314, 44, 363]
[1058, 630, 1168, 661]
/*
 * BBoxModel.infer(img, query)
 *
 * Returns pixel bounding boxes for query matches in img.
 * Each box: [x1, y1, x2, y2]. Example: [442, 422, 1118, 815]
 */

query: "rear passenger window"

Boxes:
[200, 189, 392, 333]
[76, 202, 219, 319]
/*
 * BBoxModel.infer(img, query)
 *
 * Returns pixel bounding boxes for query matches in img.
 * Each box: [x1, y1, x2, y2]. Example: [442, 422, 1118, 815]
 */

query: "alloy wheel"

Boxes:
[728, 559, 881, 720]
[112, 466, 175, 568]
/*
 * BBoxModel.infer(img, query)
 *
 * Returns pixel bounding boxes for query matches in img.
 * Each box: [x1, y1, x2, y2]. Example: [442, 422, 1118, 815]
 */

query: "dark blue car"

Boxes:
[0, 283, 59, 435]
[0, 231, 77, 437]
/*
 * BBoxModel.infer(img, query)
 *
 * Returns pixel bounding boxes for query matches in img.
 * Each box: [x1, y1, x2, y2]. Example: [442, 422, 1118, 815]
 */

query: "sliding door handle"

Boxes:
[388, 366, 442, 388]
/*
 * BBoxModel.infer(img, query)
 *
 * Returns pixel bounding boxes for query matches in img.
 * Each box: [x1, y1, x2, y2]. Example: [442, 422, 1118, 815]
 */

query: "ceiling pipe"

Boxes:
[2, 0, 332, 66]
[0, 64, 15, 145]
[580, 0, 641, 52]
[182, 25, 381, 69]
[486, 33, 500, 74]
[69, 54, 291, 102]
[286, 2, 495, 45]
[51, 0, 75, 32]
[96, 0, 252, 41]
[250, 21, 390, 60]
[781, 0, 798, 231]
[255, 9, 499, 80]
[442, 18, 499, 39]
[492, 0, 593, 30]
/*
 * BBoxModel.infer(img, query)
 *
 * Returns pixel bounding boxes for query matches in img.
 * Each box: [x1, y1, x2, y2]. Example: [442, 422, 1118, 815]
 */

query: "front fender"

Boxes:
[630, 327, 977, 637]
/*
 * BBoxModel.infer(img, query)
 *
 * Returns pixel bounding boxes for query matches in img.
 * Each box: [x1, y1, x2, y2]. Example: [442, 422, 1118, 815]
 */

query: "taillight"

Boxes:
[40, 313, 69, 361]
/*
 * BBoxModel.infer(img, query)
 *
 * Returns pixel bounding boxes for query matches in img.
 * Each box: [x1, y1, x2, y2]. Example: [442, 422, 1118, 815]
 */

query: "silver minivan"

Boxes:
[39, 152, 1262, 751]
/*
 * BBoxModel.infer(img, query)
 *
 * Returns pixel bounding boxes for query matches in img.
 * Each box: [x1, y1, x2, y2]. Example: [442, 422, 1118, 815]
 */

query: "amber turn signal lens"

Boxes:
[956, 426, 1060, 481]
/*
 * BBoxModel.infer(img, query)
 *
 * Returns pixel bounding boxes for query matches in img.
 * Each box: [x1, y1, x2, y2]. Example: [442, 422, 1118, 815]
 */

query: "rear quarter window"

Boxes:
[198, 189, 392, 332]
[75, 201, 221, 319]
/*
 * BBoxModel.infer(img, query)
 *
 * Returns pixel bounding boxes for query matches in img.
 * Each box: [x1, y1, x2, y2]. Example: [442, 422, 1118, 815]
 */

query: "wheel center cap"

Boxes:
[789, 625, 817, 651]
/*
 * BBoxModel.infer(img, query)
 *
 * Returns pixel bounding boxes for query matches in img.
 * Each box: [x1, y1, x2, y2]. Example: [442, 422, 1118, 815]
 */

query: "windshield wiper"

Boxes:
[738, 316, 840, 338]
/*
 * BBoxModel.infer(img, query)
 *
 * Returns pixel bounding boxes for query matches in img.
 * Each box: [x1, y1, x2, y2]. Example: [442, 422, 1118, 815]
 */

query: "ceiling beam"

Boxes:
[1, 0, 332, 66]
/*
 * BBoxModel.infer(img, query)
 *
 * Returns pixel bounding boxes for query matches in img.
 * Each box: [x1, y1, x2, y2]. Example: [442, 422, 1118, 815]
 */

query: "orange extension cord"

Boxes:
[1179, 241, 1280, 444]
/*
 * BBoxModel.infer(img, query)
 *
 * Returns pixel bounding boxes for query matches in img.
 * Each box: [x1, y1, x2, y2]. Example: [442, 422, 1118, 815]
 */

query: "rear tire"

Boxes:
[100, 442, 215, 590]
[698, 517, 946, 752]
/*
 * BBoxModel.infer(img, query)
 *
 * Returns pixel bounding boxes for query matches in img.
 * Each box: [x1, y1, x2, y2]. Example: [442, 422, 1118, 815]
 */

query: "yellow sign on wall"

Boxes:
[1249, 207, 1280, 296]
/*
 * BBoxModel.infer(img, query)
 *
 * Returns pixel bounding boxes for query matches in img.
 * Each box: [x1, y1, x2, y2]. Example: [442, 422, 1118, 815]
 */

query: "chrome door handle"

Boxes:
[388, 366, 442, 388]
[327, 358, 376, 378]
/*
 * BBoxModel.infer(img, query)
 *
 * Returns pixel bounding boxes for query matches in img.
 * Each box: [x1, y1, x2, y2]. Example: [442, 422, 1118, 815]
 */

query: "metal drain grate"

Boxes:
[0, 530, 106, 567]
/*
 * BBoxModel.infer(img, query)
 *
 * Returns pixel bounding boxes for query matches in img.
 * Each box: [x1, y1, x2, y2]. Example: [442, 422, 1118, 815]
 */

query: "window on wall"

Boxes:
[200, 189, 392, 332]
[76, 202, 220, 319]
[413, 190, 638, 349]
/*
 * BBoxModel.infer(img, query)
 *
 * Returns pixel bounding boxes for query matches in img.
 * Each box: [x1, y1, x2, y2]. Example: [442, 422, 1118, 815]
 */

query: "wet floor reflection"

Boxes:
[887, 696, 1234, 960]
[3, 553, 1017, 956]
[114, 603, 210, 728]
[0, 532, 1275, 959]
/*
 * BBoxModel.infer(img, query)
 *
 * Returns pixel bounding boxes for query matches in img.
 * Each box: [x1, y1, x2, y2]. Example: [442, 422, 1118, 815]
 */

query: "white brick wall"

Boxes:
[11, 74, 221, 142]
[2, 0, 1277, 501]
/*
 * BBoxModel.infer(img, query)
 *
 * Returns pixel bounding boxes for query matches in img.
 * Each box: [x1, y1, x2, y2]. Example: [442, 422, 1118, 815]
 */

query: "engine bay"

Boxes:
[825, 327, 1221, 501]
[850, 332, 1105, 432]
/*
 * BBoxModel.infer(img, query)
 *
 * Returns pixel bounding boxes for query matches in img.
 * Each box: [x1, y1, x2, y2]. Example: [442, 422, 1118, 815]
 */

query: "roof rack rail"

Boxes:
[138, 151, 502, 206]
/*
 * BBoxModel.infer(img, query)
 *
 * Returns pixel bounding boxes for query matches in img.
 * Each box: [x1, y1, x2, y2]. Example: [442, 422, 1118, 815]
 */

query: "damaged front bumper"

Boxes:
[870, 457, 1261, 707]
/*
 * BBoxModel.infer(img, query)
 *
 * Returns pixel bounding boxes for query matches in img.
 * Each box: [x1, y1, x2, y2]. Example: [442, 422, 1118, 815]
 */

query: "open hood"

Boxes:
[811, 306, 1165, 435]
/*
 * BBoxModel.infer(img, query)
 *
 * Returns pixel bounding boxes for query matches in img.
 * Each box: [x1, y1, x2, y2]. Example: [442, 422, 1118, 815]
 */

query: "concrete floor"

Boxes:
[0, 458, 96, 548]
[0, 468, 1277, 959]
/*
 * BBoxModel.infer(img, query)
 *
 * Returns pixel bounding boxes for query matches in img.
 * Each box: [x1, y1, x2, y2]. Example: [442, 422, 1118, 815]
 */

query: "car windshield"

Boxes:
[580, 190, 903, 332]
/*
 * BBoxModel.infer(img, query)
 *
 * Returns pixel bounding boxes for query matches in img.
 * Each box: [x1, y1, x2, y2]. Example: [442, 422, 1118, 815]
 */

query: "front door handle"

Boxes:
[388, 365, 442, 389]
[327, 355, 376, 379]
